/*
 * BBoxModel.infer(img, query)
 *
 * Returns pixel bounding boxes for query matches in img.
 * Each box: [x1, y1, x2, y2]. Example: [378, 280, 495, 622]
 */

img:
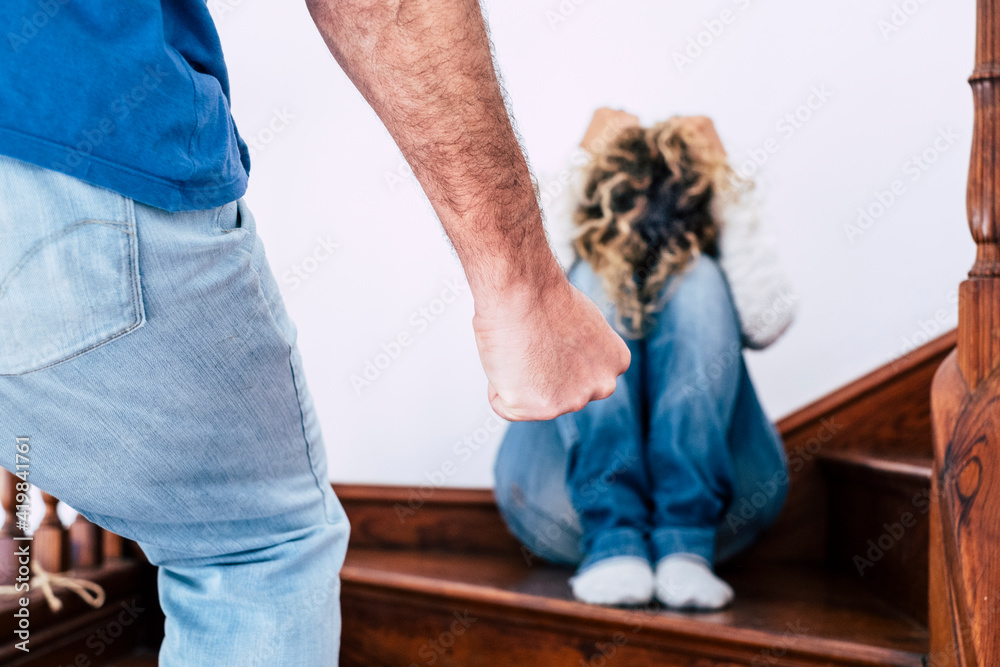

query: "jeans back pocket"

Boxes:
[0, 157, 145, 376]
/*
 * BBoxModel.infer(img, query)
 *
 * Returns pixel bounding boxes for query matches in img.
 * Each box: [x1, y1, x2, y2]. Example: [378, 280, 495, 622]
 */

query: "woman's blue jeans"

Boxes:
[494, 257, 788, 573]
[0, 156, 349, 665]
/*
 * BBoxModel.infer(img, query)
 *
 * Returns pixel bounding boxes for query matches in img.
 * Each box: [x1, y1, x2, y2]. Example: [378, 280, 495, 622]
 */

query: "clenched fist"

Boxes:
[472, 273, 631, 421]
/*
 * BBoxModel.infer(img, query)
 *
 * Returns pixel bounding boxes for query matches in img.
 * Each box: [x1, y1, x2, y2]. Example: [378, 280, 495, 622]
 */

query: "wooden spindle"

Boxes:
[33, 491, 68, 573]
[929, 0, 1000, 664]
[69, 513, 103, 570]
[102, 530, 125, 561]
[0, 471, 25, 585]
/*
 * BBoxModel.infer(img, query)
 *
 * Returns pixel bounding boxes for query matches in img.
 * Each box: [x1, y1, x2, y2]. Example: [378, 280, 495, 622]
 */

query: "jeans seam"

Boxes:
[235, 235, 335, 526]
[124, 197, 145, 341]
[287, 353, 336, 525]
[212, 202, 226, 232]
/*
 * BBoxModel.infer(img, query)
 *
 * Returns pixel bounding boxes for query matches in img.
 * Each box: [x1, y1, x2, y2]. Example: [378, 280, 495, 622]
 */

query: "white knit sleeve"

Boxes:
[713, 193, 798, 350]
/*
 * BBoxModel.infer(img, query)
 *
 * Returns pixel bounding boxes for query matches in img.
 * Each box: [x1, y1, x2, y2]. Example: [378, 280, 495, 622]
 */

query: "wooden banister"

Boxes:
[929, 0, 1000, 663]
[34, 490, 69, 573]
[0, 469, 131, 576]
[0, 472, 25, 586]
[103, 529, 125, 561]
[0, 471, 160, 661]
[69, 513, 103, 569]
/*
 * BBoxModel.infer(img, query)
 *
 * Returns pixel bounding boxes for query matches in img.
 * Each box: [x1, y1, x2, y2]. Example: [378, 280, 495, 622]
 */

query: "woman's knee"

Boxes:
[494, 428, 584, 567]
[668, 256, 738, 324]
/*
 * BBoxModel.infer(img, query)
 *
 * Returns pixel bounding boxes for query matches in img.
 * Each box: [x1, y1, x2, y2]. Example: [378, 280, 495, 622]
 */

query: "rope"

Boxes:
[0, 559, 106, 612]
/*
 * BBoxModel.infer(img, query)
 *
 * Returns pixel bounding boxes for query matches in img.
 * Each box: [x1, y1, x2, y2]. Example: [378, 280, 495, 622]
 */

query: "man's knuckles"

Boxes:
[593, 381, 617, 402]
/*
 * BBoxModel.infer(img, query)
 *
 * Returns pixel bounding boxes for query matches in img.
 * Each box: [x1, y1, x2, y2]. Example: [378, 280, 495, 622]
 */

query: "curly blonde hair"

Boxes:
[573, 117, 739, 337]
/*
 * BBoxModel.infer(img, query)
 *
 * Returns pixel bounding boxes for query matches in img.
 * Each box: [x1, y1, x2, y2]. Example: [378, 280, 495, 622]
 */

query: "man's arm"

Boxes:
[305, 0, 629, 420]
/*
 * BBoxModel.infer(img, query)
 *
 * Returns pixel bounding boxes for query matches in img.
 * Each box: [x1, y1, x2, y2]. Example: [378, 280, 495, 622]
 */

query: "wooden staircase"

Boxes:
[1, 0, 995, 660]
[336, 333, 955, 666]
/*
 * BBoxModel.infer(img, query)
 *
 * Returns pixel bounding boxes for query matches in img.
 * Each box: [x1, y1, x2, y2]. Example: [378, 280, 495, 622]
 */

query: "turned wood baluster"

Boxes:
[0, 470, 25, 585]
[69, 513, 103, 570]
[103, 530, 125, 561]
[958, 4, 1000, 388]
[930, 0, 1000, 664]
[33, 491, 69, 573]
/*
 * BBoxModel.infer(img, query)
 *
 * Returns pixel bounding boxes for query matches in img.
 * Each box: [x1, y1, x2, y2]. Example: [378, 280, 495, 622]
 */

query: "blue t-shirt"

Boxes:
[0, 1, 249, 211]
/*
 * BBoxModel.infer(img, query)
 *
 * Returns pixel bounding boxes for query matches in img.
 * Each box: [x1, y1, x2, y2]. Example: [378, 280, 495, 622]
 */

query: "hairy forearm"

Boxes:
[306, 0, 562, 306]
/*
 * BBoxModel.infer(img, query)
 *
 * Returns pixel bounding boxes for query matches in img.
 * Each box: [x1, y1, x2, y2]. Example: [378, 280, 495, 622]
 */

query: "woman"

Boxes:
[493, 111, 794, 610]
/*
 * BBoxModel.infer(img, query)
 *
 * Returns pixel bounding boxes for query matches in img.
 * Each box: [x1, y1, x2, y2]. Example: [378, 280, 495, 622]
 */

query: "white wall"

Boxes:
[209, 0, 977, 487]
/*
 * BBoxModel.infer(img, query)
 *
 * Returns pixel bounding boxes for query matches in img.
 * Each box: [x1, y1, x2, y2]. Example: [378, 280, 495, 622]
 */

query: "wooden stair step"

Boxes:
[336, 484, 520, 556]
[818, 451, 931, 624]
[818, 451, 932, 487]
[106, 651, 158, 666]
[340, 548, 928, 667]
[0, 560, 159, 667]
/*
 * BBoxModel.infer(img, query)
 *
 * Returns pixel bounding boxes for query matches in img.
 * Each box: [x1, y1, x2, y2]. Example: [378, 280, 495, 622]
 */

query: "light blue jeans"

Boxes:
[0, 155, 349, 665]
[494, 257, 788, 573]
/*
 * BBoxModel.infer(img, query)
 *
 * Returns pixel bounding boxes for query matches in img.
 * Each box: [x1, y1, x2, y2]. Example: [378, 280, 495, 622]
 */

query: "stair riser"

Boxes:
[753, 333, 950, 566]
[0, 592, 154, 667]
[335, 487, 523, 556]
[341, 584, 924, 667]
[823, 464, 930, 623]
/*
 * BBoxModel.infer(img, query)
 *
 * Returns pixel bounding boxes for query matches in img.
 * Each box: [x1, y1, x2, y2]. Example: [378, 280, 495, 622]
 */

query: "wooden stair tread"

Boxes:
[818, 450, 933, 481]
[342, 548, 927, 666]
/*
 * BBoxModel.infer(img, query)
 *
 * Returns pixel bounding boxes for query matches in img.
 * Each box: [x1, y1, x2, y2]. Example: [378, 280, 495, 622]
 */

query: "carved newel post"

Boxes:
[929, 1, 1000, 664]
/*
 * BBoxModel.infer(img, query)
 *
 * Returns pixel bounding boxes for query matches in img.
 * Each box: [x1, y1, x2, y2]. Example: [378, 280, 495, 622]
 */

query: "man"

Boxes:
[0, 0, 628, 663]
